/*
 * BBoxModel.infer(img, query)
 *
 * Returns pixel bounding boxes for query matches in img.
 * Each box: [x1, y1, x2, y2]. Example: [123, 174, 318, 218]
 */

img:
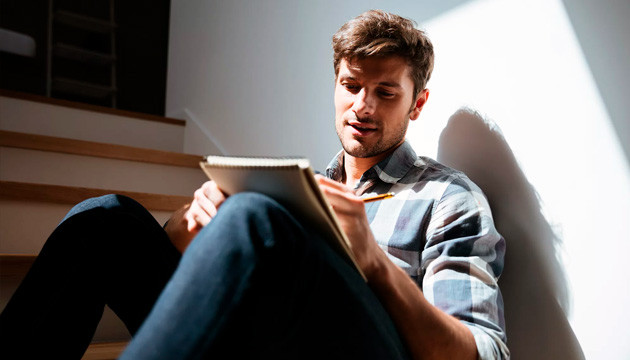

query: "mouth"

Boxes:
[348, 121, 377, 136]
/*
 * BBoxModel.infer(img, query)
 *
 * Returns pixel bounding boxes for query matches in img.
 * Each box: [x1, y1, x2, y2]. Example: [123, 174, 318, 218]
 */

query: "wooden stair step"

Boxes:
[0, 255, 35, 303]
[0, 89, 185, 127]
[0, 130, 203, 168]
[0, 253, 34, 279]
[82, 341, 128, 360]
[54, 10, 117, 34]
[54, 42, 117, 65]
[1, 91, 186, 152]
[52, 77, 117, 99]
[0, 181, 191, 212]
[0, 255, 34, 307]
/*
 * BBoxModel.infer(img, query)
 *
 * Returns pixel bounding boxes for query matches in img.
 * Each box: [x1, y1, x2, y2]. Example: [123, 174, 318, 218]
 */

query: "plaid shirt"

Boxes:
[325, 141, 509, 360]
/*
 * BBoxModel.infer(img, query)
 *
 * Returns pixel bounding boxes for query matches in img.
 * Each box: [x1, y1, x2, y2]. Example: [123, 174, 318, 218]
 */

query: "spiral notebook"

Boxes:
[199, 156, 365, 280]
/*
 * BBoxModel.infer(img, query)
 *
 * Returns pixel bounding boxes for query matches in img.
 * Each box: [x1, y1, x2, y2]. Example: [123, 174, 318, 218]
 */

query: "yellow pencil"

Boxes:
[362, 192, 395, 203]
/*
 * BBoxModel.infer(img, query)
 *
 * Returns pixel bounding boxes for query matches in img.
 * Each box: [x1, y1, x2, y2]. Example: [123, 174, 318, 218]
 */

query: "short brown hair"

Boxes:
[332, 10, 434, 96]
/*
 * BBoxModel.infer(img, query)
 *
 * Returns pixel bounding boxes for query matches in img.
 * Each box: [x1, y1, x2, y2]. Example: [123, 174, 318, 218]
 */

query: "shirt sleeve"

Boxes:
[422, 176, 510, 359]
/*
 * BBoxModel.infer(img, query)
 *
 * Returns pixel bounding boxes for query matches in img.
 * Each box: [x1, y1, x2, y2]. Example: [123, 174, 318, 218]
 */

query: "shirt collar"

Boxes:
[325, 149, 346, 182]
[325, 141, 418, 185]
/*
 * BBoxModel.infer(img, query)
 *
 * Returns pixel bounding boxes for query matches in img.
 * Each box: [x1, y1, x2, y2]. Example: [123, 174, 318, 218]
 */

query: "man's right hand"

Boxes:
[165, 181, 227, 253]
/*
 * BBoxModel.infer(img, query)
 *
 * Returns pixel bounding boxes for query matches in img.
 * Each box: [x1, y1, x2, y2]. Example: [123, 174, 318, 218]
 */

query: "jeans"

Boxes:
[0, 194, 181, 359]
[1, 193, 409, 359]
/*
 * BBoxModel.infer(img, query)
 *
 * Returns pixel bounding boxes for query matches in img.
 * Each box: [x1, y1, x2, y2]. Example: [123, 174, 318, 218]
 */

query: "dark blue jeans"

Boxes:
[0, 194, 181, 359]
[1, 193, 409, 359]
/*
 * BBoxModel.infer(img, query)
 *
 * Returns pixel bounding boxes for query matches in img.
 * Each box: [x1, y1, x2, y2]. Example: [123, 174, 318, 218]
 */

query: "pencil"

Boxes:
[362, 192, 395, 203]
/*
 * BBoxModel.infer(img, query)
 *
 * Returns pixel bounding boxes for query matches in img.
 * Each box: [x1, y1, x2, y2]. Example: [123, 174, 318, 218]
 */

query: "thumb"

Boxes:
[185, 212, 199, 232]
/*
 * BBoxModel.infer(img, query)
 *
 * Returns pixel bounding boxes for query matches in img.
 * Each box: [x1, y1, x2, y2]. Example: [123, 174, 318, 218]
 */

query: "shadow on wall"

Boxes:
[437, 108, 584, 359]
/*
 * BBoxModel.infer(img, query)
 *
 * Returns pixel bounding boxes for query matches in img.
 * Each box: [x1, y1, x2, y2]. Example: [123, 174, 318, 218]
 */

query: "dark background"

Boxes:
[0, 0, 171, 116]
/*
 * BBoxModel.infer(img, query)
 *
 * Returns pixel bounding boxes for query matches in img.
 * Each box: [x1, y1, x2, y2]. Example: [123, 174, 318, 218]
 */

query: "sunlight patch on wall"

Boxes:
[406, 0, 630, 358]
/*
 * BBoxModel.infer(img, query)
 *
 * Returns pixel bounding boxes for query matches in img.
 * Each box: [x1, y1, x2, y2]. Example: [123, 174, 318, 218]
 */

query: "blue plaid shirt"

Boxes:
[325, 141, 509, 359]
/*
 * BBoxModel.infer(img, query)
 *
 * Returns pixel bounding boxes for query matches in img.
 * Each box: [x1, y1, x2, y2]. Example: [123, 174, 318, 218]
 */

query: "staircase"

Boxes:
[0, 89, 207, 359]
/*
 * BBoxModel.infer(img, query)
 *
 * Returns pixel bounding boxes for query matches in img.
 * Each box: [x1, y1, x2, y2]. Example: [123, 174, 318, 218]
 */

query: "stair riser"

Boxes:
[0, 93, 194, 347]
[0, 93, 195, 348]
[0, 96, 185, 152]
[1, 147, 207, 197]
[0, 201, 172, 254]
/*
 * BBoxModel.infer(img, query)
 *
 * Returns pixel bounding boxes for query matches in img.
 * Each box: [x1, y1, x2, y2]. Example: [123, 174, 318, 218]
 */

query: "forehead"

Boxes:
[338, 56, 413, 87]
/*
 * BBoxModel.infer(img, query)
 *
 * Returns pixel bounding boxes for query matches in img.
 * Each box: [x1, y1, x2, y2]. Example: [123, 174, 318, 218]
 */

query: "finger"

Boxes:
[201, 181, 228, 207]
[186, 212, 200, 232]
[317, 177, 359, 202]
[187, 201, 212, 229]
[317, 178, 359, 205]
[320, 184, 363, 214]
[194, 188, 219, 218]
[315, 174, 350, 192]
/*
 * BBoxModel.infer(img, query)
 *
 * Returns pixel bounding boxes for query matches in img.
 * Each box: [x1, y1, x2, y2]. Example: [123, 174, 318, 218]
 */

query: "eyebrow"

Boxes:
[378, 81, 402, 88]
[339, 75, 402, 89]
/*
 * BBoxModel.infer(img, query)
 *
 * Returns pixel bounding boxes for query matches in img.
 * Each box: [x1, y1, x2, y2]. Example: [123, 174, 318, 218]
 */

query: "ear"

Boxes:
[409, 89, 429, 121]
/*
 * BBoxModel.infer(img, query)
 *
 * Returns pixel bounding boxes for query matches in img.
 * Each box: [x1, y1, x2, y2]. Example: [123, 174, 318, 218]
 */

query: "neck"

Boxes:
[343, 150, 391, 188]
[342, 141, 406, 187]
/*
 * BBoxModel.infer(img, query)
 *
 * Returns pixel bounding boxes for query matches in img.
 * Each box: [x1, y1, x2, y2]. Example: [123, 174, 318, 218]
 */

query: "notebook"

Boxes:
[199, 156, 365, 280]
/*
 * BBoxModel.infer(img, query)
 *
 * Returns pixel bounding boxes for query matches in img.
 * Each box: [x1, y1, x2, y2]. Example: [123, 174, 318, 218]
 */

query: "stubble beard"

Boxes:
[337, 116, 409, 159]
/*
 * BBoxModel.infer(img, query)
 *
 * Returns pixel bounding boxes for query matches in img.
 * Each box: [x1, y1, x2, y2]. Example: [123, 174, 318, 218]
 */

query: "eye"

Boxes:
[343, 83, 360, 94]
[377, 89, 395, 98]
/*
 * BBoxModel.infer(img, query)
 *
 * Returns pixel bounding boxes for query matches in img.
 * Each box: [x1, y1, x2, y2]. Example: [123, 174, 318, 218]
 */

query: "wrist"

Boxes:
[363, 244, 392, 284]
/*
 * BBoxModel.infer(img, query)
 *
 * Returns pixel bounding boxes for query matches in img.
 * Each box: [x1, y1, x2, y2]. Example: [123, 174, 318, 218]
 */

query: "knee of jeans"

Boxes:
[216, 192, 296, 248]
[221, 192, 285, 220]
[62, 194, 146, 223]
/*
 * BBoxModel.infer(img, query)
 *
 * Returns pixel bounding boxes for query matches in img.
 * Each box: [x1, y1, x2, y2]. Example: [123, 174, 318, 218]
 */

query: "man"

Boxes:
[0, 10, 508, 359]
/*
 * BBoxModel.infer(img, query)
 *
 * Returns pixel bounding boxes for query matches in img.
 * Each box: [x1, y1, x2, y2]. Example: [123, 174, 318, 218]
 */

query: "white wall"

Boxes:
[167, 0, 338, 168]
[166, 0, 471, 169]
[413, 1, 629, 359]
[167, 0, 630, 359]
[562, 0, 630, 166]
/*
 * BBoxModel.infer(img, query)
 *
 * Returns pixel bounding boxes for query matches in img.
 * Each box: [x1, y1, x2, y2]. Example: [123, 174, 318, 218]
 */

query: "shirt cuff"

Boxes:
[464, 322, 510, 360]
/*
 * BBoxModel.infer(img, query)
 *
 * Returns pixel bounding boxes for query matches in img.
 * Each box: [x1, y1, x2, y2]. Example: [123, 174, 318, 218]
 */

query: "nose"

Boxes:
[351, 89, 375, 116]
